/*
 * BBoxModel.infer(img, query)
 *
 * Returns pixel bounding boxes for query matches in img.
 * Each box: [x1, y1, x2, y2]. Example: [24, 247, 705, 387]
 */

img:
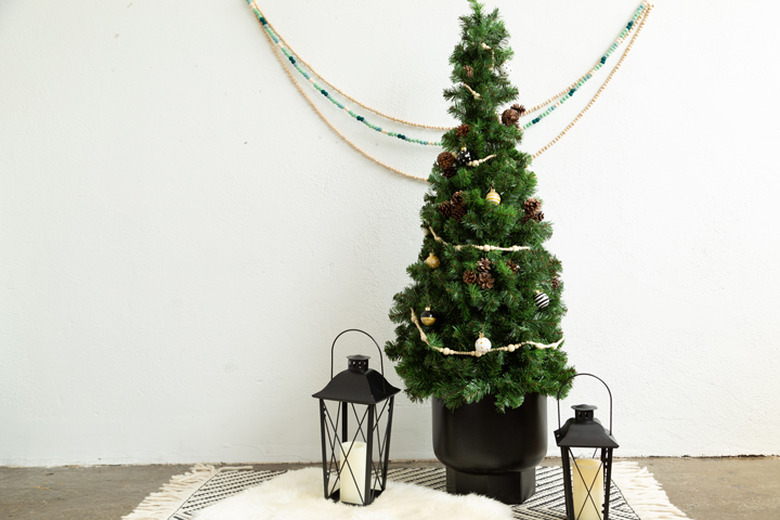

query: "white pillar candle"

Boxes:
[338, 441, 367, 504]
[572, 458, 604, 520]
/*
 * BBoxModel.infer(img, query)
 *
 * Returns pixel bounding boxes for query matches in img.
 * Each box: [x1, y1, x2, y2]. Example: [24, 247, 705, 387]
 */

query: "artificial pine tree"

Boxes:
[386, 0, 575, 412]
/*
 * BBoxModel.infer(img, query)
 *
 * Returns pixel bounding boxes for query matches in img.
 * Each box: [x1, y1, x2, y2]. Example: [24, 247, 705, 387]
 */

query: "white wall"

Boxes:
[2, 0, 779, 466]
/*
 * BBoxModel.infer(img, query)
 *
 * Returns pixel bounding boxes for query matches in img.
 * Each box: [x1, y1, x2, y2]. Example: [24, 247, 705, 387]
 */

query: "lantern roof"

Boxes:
[554, 404, 619, 449]
[313, 355, 400, 405]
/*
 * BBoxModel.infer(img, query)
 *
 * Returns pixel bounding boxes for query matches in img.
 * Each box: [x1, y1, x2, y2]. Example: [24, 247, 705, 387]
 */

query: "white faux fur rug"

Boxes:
[193, 467, 513, 520]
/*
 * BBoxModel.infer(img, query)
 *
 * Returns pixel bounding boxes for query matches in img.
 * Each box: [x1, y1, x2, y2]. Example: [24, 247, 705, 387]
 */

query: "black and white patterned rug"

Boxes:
[123, 463, 689, 520]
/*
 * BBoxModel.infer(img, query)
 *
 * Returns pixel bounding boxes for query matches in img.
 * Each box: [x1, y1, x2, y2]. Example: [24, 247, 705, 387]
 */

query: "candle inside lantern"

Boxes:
[338, 441, 367, 504]
[571, 458, 604, 520]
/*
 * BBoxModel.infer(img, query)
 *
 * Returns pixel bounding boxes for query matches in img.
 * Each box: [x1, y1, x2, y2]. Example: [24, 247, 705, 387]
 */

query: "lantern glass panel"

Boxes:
[564, 448, 611, 520]
[318, 396, 395, 505]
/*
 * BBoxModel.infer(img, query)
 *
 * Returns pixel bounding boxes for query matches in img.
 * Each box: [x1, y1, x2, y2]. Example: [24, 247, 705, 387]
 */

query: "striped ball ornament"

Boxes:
[534, 290, 550, 310]
[485, 188, 501, 205]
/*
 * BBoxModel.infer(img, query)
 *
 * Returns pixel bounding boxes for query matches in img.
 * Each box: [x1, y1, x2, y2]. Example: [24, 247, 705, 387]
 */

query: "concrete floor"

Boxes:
[0, 457, 778, 519]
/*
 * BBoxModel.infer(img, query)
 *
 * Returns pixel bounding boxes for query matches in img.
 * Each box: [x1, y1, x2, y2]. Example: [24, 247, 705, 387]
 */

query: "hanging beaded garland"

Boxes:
[245, 0, 653, 181]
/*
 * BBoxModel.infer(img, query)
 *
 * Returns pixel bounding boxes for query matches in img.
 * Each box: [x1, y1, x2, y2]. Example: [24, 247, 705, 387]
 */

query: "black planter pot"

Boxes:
[431, 394, 547, 504]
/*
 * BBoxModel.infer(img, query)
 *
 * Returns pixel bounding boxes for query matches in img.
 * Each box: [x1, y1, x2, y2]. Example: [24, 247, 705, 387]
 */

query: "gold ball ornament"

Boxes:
[421, 307, 436, 326]
[425, 252, 440, 269]
[486, 188, 501, 205]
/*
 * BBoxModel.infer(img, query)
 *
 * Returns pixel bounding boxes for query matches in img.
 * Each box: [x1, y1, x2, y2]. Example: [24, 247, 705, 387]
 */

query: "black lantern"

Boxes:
[312, 329, 400, 506]
[554, 373, 619, 520]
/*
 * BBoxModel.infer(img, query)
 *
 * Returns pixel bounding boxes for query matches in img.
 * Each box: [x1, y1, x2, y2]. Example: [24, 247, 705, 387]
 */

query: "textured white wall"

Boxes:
[2, 0, 779, 466]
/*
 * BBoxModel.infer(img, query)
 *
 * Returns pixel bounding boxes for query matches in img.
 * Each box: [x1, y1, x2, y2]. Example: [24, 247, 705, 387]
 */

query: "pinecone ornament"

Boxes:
[462, 270, 477, 284]
[455, 124, 471, 138]
[464, 65, 474, 78]
[451, 191, 465, 206]
[477, 271, 495, 289]
[551, 276, 561, 290]
[523, 197, 541, 215]
[450, 191, 466, 220]
[438, 201, 453, 218]
[521, 197, 544, 223]
[437, 151, 457, 178]
[477, 257, 491, 273]
[506, 260, 519, 273]
[439, 191, 467, 221]
[501, 104, 526, 127]
[521, 212, 545, 224]
[450, 204, 467, 221]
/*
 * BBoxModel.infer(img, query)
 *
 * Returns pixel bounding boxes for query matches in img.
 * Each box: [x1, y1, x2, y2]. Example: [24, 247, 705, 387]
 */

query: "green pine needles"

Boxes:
[386, 1, 575, 412]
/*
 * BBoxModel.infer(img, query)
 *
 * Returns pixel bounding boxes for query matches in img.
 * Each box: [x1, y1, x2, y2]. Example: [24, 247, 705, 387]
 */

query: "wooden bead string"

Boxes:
[246, 1, 451, 132]
[254, 3, 430, 182]
[250, 2, 442, 147]
[530, 2, 653, 159]
[466, 154, 496, 167]
[410, 308, 564, 357]
[427, 226, 531, 253]
[461, 82, 482, 100]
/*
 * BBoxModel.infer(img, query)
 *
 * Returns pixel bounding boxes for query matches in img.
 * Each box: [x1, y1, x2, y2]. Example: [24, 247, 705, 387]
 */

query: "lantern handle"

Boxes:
[556, 372, 613, 434]
[329, 329, 385, 379]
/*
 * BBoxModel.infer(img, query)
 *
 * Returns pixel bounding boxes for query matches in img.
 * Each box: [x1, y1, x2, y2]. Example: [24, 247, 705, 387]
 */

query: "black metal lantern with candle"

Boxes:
[312, 329, 400, 506]
[554, 373, 619, 520]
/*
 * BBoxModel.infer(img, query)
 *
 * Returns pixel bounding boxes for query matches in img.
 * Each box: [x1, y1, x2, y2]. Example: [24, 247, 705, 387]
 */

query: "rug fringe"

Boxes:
[122, 464, 252, 520]
[612, 462, 691, 520]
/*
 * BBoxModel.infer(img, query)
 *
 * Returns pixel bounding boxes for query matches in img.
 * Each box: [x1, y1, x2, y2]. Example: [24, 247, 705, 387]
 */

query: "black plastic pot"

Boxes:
[431, 394, 547, 504]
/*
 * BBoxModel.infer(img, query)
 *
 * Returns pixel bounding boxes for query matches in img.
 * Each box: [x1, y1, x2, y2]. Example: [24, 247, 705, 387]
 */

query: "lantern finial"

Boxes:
[573, 404, 596, 423]
[348, 354, 370, 373]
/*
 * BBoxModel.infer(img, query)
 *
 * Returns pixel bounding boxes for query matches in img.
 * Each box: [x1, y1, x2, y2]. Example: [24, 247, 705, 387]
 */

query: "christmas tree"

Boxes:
[386, 0, 575, 412]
